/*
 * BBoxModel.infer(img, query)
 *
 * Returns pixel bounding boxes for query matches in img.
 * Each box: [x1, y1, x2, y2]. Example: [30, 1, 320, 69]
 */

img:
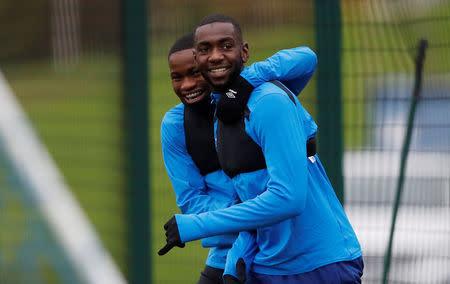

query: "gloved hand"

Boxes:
[157, 216, 185, 255]
[216, 75, 254, 124]
[223, 258, 246, 283]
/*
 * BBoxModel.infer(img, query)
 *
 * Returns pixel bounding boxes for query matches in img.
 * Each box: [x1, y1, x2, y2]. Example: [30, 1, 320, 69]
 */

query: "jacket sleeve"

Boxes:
[223, 231, 258, 280]
[161, 115, 236, 215]
[176, 92, 309, 242]
[241, 46, 317, 95]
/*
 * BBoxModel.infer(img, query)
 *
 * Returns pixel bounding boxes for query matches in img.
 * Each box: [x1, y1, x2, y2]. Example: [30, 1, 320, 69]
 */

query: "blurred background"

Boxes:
[0, 0, 449, 283]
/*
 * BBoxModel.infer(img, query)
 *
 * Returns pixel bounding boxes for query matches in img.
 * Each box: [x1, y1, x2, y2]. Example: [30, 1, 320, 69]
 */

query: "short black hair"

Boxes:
[196, 14, 243, 43]
[168, 32, 194, 58]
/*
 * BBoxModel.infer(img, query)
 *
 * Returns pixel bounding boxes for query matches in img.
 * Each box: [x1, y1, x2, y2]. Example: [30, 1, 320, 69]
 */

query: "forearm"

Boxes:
[242, 46, 317, 93]
[178, 194, 236, 214]
[201, 233, 237, 248]
[176, 187, 303, 242]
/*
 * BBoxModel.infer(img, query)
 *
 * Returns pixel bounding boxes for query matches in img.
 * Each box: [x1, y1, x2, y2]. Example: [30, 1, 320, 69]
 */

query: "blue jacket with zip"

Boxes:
[161, 46, 319, 269]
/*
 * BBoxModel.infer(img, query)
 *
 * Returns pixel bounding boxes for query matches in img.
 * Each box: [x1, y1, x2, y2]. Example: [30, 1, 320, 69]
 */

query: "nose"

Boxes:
[181, 77, 196, 92]
[209, 47, 224, 63]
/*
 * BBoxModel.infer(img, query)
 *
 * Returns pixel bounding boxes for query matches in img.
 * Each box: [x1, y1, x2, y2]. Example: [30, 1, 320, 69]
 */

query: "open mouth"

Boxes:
[184, 90, 207, 104]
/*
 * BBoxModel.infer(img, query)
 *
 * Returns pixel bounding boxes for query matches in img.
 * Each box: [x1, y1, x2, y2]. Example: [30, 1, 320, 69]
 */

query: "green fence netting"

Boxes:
[341, 1, 450, 283]
[0, 0, 448, 283]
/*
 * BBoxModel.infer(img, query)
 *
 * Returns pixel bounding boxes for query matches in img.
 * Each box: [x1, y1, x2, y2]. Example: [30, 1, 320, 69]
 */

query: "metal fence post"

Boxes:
[122, 0, 150, 283]
[315, 0, 344, 204]
[382, 38, 428, 284]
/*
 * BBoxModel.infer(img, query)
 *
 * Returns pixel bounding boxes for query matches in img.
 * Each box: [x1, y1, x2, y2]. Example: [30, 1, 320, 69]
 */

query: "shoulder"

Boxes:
[161, 103, 185, 141]
[244, 82, 303, 141]
[162, 103, 184, 129]
[162, 103, 184, 122]
[247, 82, 297, 112]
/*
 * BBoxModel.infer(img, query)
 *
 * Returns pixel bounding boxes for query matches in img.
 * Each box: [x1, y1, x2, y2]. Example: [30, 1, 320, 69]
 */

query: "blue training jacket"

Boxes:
[162, 104, 237, 269]
[175, 49, 363, 275]
[161, 46, 319, 269]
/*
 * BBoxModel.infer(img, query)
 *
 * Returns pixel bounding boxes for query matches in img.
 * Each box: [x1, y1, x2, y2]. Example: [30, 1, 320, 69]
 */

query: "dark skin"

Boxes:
[169, 48, 210, 104]
[194, 22, 249, 92]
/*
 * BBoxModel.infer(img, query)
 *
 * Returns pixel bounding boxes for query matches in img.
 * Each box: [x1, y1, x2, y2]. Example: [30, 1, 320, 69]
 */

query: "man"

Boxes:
[161, 14, 363, 283]
[161, 32, 320, 283]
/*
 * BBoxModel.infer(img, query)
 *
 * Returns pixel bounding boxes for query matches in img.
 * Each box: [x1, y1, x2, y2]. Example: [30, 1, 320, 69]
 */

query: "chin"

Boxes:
[211, 80, 231, 91]
[211, 71, 241, 91]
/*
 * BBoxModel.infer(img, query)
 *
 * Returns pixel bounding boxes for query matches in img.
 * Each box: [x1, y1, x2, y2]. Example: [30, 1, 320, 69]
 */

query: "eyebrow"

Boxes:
[219, 37, 234, 43]
[196, 36, 235, 46]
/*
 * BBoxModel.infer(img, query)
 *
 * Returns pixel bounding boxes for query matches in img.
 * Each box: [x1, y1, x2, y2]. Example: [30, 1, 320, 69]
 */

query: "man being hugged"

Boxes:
[160, 29, 334, 283]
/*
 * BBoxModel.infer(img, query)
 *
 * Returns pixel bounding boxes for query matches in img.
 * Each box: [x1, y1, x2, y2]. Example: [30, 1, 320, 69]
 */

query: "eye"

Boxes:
[223, 43, 233, 50]
[171, 76, 182, 82]
[197, 46, 209, 53]
[193, 70, 201, 76]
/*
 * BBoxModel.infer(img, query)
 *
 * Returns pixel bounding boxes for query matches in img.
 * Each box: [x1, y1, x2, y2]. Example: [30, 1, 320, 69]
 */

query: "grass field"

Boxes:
[1, 1, 449, 282]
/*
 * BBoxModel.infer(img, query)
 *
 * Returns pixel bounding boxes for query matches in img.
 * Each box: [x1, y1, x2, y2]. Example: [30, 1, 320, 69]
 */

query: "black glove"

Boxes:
[158, 216, 185, 255]
[223, 258, 246, 284]
[216, 76, 254, 124]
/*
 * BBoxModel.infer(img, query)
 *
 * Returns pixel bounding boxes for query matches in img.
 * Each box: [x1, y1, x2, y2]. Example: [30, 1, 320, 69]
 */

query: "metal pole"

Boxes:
[315, 0, 344, 204]
[122, 0, 150, 283]
[382, 38, 428, 284]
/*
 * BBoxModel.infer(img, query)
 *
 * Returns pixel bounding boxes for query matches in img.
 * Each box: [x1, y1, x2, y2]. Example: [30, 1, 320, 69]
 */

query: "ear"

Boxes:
[241, 42, 249, 63]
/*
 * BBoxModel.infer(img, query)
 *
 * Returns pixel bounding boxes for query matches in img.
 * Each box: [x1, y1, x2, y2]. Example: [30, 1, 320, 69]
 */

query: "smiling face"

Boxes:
[194, 22, 249, 91]
[168, 48, 210, 104]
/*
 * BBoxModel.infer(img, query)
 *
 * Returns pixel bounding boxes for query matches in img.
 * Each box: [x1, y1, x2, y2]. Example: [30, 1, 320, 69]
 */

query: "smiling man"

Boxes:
[160, 32, 326, 283]
[194, 22, 247, 91]
[169, 41, 209, 104]
[161, 14, 364, 283]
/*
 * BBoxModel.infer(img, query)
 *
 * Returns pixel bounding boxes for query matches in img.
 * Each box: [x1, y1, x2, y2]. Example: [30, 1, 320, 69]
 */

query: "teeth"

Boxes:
[211, 68, 227, 73]
[186, 91, 201, 99]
